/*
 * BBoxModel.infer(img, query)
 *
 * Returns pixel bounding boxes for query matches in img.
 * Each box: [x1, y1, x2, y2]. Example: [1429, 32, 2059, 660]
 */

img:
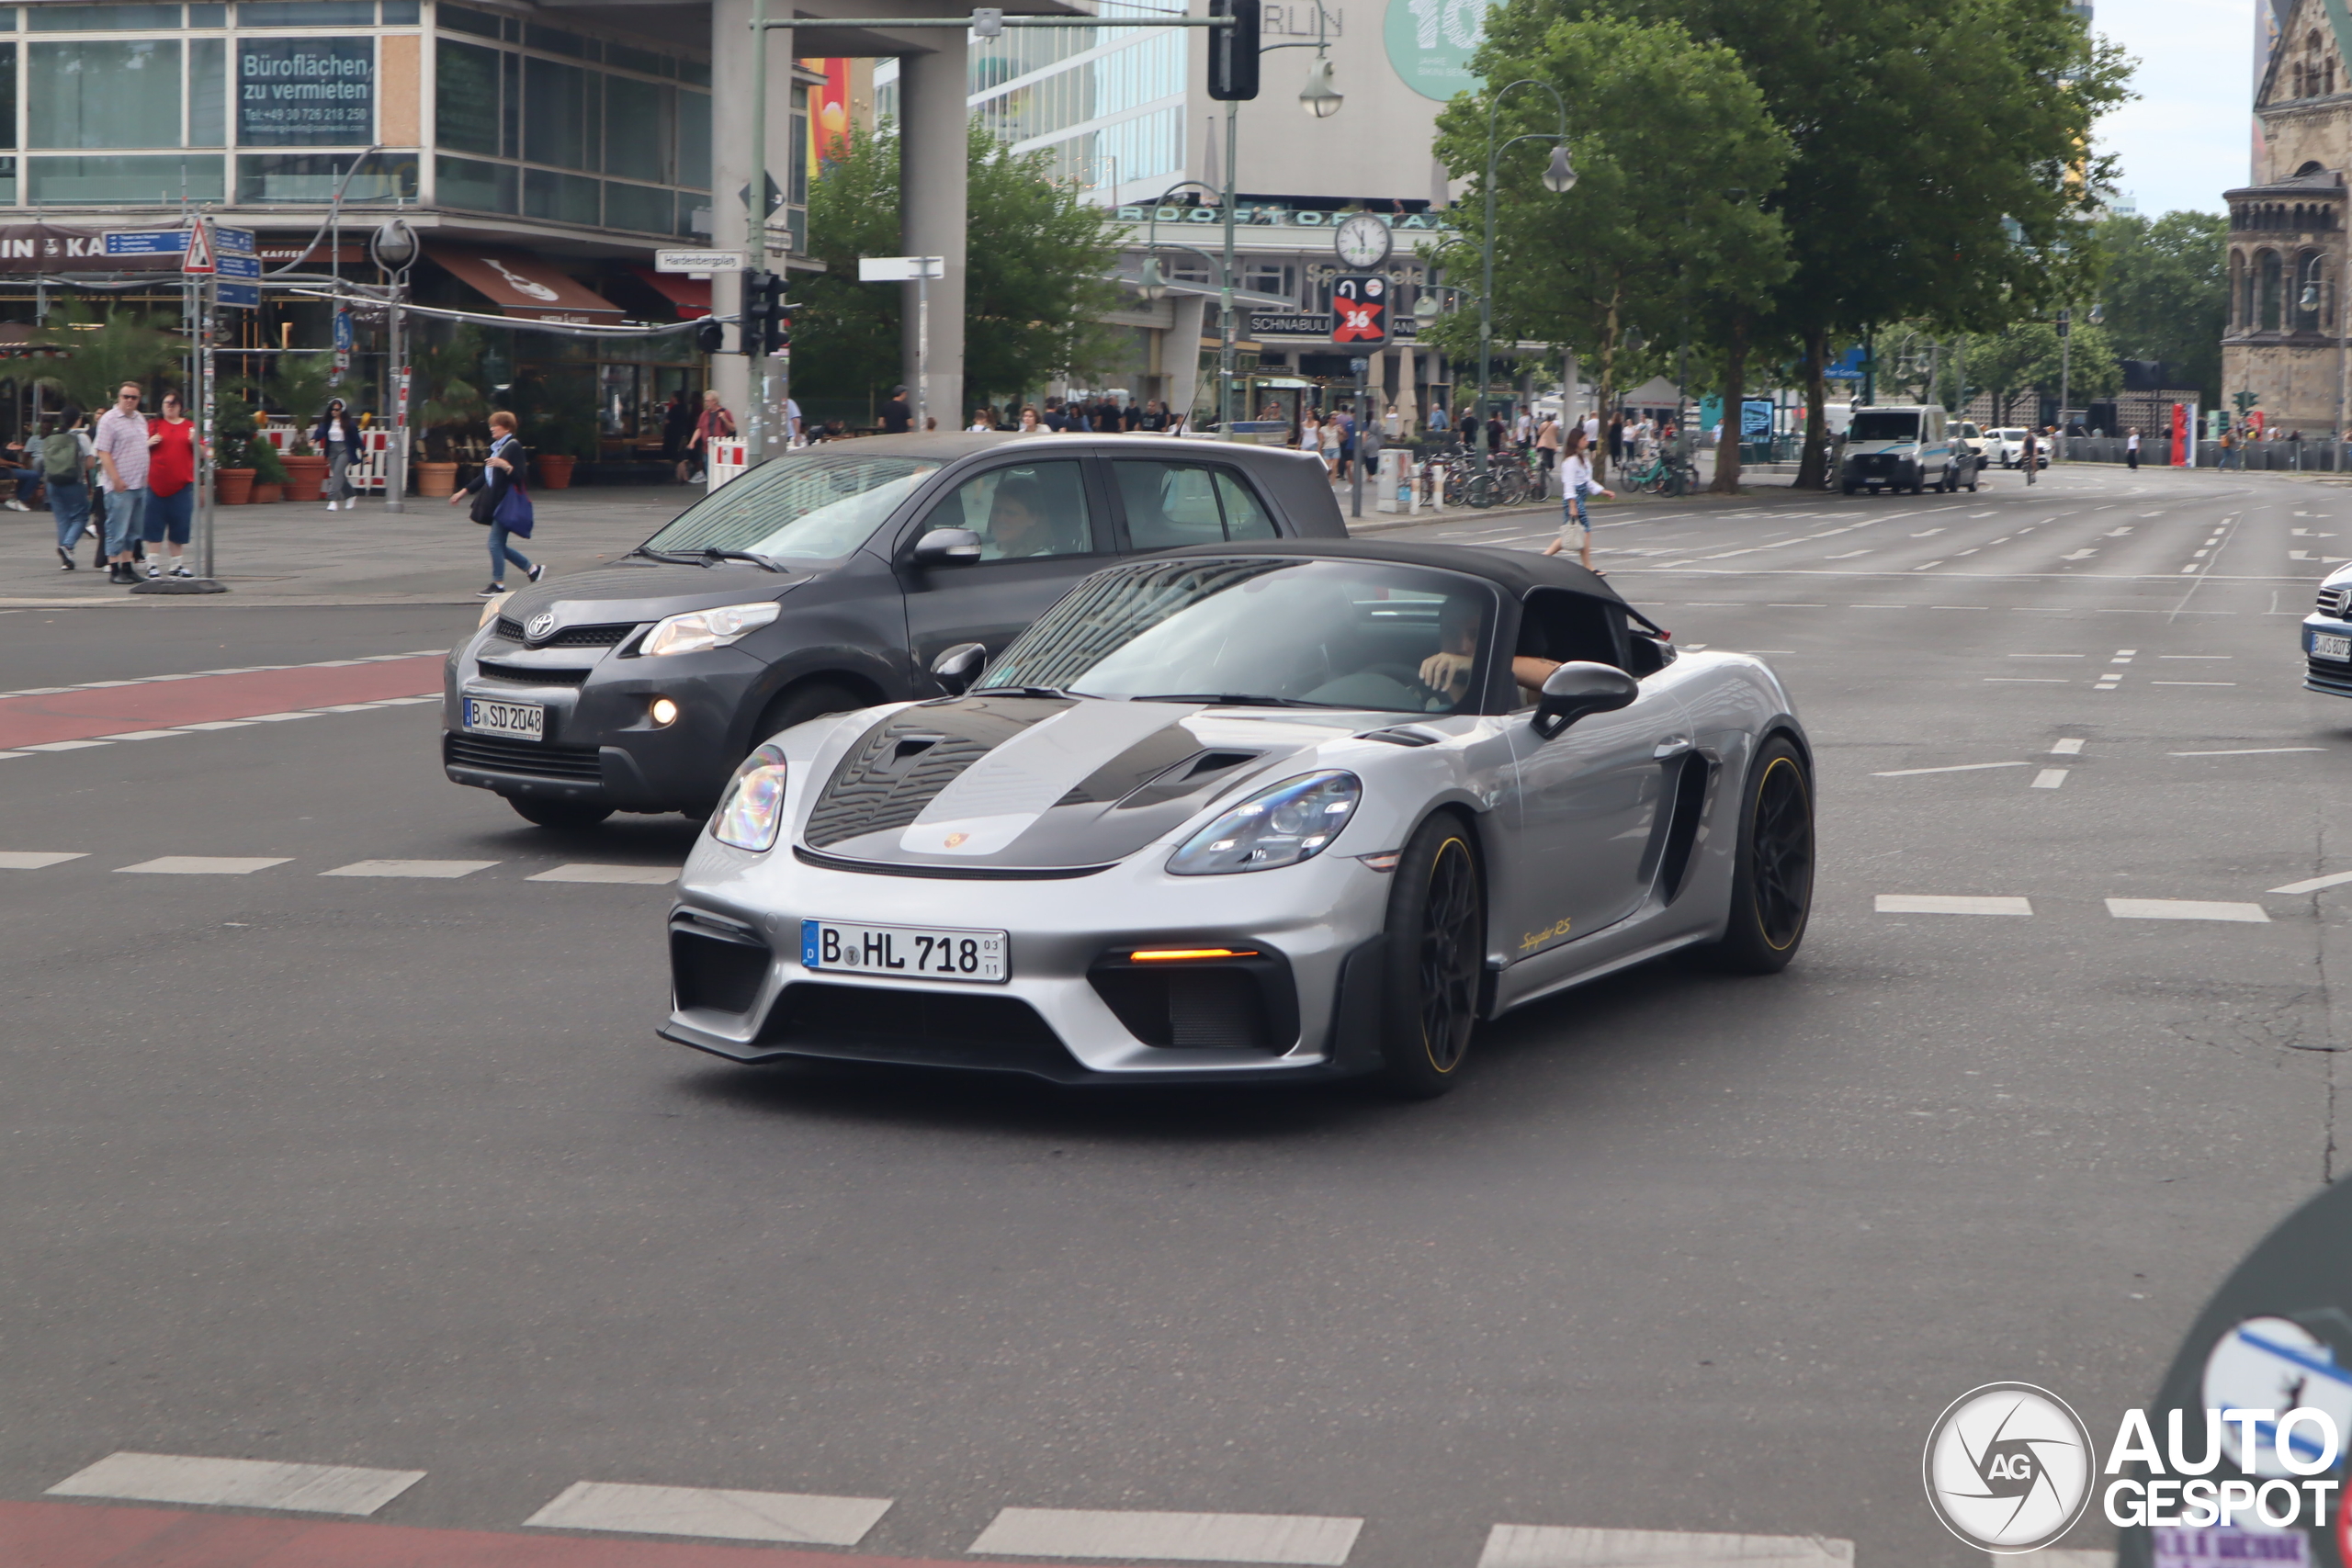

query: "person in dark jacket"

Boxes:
[661, 389, 695, 464]
[447, 411, 542, 596]
[314, 396, 358, 511]
[879, 387, 913, 434]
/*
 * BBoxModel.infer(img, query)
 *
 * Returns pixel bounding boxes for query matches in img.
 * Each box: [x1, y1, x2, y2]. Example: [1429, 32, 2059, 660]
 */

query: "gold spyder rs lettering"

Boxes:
[1520, 918, 1573, 952]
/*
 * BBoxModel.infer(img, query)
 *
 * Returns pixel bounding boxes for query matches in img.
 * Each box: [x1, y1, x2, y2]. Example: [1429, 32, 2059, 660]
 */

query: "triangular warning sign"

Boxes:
[181, 221, 214, 276]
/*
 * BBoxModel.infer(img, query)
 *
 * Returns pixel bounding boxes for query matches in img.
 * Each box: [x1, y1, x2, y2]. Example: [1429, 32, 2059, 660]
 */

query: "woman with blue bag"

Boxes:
[448, 411, 543, 597]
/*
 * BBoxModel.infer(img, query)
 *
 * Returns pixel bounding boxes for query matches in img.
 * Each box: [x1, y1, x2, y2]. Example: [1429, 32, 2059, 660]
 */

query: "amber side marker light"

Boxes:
[1129, 947, 1261, 962]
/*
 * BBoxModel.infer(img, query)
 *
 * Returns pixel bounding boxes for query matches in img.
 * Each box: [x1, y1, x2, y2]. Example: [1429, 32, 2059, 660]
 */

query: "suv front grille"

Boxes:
[476, 660, 593, 686]
[445, 732, 605, 781]
[492, 616, 637, 648]
[2309, 657, 2352, 698]
[2318, 586, 2350, 618]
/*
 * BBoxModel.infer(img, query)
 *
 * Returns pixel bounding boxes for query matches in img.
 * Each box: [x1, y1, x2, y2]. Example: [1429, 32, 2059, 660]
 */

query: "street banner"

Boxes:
[1330, 275, 1387, 344]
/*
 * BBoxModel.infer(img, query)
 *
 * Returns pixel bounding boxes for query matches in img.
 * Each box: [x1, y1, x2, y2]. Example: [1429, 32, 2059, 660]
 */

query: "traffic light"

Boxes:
[1207, 0, 1259, 100]
[2055, 309, 2070, 340]
[695, 316, 725, 355]
[747, 270, 789, 355]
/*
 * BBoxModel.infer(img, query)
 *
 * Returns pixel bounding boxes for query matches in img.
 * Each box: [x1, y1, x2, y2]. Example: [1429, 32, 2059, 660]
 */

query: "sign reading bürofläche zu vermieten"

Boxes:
[239, 39, 374, 147]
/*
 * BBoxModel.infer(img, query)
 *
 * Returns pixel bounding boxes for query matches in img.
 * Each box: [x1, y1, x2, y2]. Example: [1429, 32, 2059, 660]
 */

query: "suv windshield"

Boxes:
[988, 558, 1498, 715]
[1849, 412, 1922, 443]
[643, 451, 943, 561]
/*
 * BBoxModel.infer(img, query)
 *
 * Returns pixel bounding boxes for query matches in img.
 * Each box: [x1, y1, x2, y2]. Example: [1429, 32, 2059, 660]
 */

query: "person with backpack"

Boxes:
[41, 409, 89, 571]
[447, 411, 542, 597]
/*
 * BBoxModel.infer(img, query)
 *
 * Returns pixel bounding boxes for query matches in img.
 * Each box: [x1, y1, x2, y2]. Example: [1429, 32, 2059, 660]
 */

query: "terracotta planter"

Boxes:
[252, 481, 283, 504]
[214, 468, 254, 505]
[281, 454, 328, 502]
[415, 461, 459, 499]
[535, 453, 577, 490]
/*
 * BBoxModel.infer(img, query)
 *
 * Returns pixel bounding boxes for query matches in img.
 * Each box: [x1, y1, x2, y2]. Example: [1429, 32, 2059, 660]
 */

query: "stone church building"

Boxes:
[2226, 0, 2352, 431]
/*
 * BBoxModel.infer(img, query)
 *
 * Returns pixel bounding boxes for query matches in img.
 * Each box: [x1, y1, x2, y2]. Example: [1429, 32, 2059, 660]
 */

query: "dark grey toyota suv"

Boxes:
[443, 432, 1349, 828]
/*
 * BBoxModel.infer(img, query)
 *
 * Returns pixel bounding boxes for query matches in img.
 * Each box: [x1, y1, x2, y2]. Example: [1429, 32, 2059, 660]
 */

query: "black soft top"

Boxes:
[1156, 537, 1661, 631]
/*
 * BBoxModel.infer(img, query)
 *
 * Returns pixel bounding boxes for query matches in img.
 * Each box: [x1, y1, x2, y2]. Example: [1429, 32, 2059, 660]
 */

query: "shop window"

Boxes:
[238, 1, 375, 25]
[435, 38, 499, 154]
[524, 166, 597, 225]
[604, 180, 670, 233]
[435, 152, 514, 212]
[29, 4, 180, 28]
[30, 39, 181, 149]
[29, 152, 221, 203]
[188, 36, 222, 145]
[240, 151, 415, 201]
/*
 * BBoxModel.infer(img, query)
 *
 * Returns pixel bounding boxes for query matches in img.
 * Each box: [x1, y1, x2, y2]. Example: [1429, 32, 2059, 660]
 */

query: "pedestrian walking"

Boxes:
[1334, 404, 1357, 481]
[449, 411, 543, 597]
[681, 390, 732, 481]
[782, 396, 803, 446]
[2023, 426, 2039, 484]
[314, 396, 358, 511]
[141, 390, 198, 579]
[41, 409, 89, 571]
[93, 380, 150, 584]
[1543, 429, 1613, 570]
[1533, 412, 1561, 497]
[661, 388, 694, 465]
[1299, 409, 1328, 474]
[2126, 427, 2141, 470]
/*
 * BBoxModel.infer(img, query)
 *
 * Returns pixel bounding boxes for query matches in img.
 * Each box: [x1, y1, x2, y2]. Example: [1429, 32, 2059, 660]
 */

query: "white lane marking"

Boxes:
[2104, 527, 2134, 536]
[247, 710, 322, 722]
[1824, 549, 1871, 558]
[2031, 769, 2069, 789]
[115, 856, 291, 875]
[1876, 895, 2034, 916]
[21, 739, 110, 751]
[47, 1451, 424, 1517]
[526, 863, 679, 885]
[372, 694, 439, 706]
[2180, 564, 2200, 573]
[1910, 560, 1945, 570]
[2193, 549, 2209, 558]
[969, 1507, 1364, 1564]
[1479, 1524, 1854, 1567]
[2272, 870, 2352, 894]
[1871, 761, 2028, 776]
[96, 728, 192, 740]
[1768, 603, 1826, 607]
[0, 851, 86, 869]
[1912, 528, 1946, 537]
[1971, 511, 1996, 518]
[2052, 739, 2086, 754]
[178, 719, 258, 730]
[2008, 653, 2084, 658]
[2152, 681, 2238, 687]
[2060, 549, 2098, 560]
[0, 750, 27, 759]
[2107, 898, 2270, 923]
[1984, 678, 2067, 682]
[322, 860, 499, 879]
[524, 1481, 893, 1547]
[2115, 649, 2138, 657]
[316, 703, 382, 714]
[2171, 747, 2323, 756]
[2160, 654, 2232, 659]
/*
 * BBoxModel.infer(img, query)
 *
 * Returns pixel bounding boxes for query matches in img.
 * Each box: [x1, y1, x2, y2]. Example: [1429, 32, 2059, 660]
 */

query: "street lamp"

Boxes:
[1473, 78, 1575, 479]
[1298, 56, 1342, 118]
[1136, 180, 1243, 433]
[372, 217, 417, 513]
[2301, 253, 2349, 458]
[1136, 254, 1169, 304]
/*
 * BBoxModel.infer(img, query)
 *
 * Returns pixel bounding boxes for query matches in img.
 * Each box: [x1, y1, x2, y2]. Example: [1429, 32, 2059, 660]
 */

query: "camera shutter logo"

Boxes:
[1922, 1382, 2095, 1552]
[526, 612, 558, 643]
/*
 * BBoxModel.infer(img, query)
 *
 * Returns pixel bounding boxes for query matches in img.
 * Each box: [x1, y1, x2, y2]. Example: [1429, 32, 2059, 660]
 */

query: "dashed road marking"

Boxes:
[22, 739, 110, 751]
[968, 1507, 1364, 1564]
[115, 856, 291, 875]
[1871, 761, 2027, 777]
[2031, 769, 2068, 789]
[2151, 681, 2237, 687]
[1478, 1524, 1854, 1568]
[47, 1450, 424, 1517]
[2273, 870, 2352, 894]
[0, 851, 85, 869]
[1876, 895, 2034, 916]
[2106, 898, 2270, 923]
[2170, 747, 2321, 756]
[322, 860, 499, 879]
[2052, 739, 2085, 755]
[523, 1481, 894, 1547]
[97, 728, 192, 741]
[526, 863, 679, 885]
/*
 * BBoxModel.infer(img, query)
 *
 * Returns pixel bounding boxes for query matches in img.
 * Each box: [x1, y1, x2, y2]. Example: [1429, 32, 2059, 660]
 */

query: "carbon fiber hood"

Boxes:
[799, 694, 1322, 873]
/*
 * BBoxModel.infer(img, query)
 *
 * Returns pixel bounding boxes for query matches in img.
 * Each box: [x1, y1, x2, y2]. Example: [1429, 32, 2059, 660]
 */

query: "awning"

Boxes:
[628, 265, 710, 320]
[426, 246, 623, 323]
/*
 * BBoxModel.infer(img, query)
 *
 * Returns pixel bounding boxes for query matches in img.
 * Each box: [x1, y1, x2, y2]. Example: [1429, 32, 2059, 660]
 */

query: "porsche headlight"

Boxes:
[642, 601, 782, 657]
[1167, 771, 1361, 875]
[711, 741, 789, 852]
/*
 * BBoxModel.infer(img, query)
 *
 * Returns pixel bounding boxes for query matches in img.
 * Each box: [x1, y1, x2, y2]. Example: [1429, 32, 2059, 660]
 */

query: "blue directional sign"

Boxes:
[217, 282, 260, 309]
[216, 250, 261, 309]
[333, 309, 354, 351]
[215, 226, 255, 256]
[105, 230, 190, 256]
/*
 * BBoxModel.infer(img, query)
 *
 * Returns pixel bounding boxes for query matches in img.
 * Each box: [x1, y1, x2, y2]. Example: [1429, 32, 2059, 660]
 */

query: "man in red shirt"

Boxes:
[141, 389, 198, 579]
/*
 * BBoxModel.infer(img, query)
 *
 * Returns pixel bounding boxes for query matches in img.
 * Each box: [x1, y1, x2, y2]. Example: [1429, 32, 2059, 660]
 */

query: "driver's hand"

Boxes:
[1418, 650, 1474, 696]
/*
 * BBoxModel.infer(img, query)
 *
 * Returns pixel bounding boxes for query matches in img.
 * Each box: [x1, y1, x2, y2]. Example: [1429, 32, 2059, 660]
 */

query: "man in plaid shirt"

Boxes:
[93, 381, 150, 584]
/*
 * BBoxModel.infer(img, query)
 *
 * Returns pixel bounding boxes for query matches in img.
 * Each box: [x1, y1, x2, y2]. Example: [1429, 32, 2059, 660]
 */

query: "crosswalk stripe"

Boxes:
[523, 1481, 892, 1546]
[526, 863, 679, 885]
[0, 851, 86, 869]
[1478, 1524, 1854, 1567]
[322, 860, 498, 879]
[1877, 894, 2034, 916]
[96, 729, 192, 741]
[967, 1506, 1363, 1564]
[115, 856, 291, 875]
[2106, 897, 2270, 923]
[46, 1451, 424, 1517]
[22, 739, 110, 750]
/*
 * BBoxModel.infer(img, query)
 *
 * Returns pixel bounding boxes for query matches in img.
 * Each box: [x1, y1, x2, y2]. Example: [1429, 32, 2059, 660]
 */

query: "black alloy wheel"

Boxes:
[1376, 814, 1485, 1098]
[1703, 736, 1814, 974]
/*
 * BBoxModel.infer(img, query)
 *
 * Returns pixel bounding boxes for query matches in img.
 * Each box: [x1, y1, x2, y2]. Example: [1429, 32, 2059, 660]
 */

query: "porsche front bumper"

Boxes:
[662, 836, 1396, 1083]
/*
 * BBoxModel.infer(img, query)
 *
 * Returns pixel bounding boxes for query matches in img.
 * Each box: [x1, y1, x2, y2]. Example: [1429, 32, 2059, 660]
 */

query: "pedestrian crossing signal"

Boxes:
[1207, 0, 1259, 100]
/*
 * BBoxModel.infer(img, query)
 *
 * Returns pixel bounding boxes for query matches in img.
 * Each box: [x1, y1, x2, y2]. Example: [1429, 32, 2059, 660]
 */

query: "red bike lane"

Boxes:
[0, 659, 444, 750]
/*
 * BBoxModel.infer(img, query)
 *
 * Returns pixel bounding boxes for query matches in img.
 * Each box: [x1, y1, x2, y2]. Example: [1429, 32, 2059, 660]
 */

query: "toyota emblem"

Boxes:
[526, 611, 557, 642]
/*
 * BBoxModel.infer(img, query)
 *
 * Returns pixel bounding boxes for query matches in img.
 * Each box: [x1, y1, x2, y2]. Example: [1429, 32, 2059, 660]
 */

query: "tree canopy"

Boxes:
[2093, 210, 2226, 405]
[30, 301, 183, 414]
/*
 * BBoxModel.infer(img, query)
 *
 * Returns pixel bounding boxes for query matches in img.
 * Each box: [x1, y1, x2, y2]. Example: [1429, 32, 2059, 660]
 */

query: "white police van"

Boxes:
[1839, 404, 1959, 495]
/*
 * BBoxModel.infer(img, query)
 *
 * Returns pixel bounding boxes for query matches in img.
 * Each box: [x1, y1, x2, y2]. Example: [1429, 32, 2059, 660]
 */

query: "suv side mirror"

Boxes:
[911, 526, 982, 566]
[932, 641, 988, 695]
[1532, 660, 1639, 739]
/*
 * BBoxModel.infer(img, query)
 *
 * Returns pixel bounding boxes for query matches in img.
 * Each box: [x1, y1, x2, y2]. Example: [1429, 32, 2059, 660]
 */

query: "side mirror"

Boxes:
[911, 526, 982, 566]
[931, 641, 988, 695]
[1532, 660, 1639, 740]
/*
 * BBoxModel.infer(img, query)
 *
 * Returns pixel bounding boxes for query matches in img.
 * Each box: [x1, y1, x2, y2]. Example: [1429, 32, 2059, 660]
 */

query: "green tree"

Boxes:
[270, 351, 339, 452]
[412, 325, 489, 460]
[797, 120, 1124, 410]
[1970, 317, 2120, 423]
[31, 300, 183, 413]
[1436, 14, 1791, 483]
[2094, 210, 2226, 406]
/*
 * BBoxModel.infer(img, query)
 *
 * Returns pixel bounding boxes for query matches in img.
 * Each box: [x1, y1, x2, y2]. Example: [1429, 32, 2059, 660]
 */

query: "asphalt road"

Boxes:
[0, 457, 2342, 1568]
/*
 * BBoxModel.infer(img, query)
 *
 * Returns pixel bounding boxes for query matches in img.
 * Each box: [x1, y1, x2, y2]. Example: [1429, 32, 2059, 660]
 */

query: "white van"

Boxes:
[1839, 404, 1956, 495]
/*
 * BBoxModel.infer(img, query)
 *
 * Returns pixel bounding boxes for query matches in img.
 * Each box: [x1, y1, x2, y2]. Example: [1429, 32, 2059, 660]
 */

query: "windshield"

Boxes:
[988, 558, 1498, 715]
[643, 451, 943, 561]
[1849, 412, 1921, 443]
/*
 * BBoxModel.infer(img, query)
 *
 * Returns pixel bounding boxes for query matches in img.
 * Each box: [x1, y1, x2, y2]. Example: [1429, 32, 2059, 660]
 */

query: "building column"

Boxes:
[1165, 295, 1208, 424]
[709, 0, 752, 428]
[899, 39, 967, 428]
[1396, 346, 1419, 435]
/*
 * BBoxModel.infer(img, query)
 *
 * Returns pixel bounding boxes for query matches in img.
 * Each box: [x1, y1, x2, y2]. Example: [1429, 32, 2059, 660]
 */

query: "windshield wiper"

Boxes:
[701, 547, 782, 571]
[628, 545, 705, 565]
[968, 684, 1072, 699]
[626, 545, 782, 571]
[1128, 693, 1337, 709]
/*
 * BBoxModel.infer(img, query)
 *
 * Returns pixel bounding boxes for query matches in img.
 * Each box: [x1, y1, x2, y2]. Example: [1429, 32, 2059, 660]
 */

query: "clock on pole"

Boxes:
[1334, 213, 1391, 269]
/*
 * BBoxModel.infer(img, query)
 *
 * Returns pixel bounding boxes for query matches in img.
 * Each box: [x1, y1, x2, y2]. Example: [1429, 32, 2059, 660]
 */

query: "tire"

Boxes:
[508, 795, 614, 830]
[1374, 813, 1486, 1098]
[749, 679, 864, 751]
[1703, 736, 1814, 974]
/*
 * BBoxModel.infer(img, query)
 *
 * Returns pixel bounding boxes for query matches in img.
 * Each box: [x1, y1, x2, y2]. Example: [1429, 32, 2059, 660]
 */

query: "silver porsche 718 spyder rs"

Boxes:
[662, 539, 1814, 1097]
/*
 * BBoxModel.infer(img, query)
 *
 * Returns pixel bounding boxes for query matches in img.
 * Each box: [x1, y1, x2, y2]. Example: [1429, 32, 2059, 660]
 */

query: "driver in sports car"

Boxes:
[1418, 596, 1564, 707]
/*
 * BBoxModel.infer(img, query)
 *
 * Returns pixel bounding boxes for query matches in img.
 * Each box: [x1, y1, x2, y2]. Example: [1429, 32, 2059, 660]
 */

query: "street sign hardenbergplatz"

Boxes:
[657, 249, 746, 274]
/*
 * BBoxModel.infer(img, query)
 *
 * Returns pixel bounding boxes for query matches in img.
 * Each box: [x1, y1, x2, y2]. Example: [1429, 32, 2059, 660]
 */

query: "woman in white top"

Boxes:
[968, 409, 996, 433]
[1543, 428, 1613, 570]
[1298, 411, 1327, 472]
[1014, 405, 1046, 435]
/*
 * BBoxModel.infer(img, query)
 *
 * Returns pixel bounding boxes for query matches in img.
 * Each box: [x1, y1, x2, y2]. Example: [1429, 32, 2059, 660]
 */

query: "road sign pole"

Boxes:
[916, 267, 930, 434]
[198, 276, 216, 581]
[386, 275, 407, 512]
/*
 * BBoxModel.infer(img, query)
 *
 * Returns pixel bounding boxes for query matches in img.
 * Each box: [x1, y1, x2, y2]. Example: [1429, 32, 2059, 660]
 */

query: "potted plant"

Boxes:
[249, 431, 289, 503]
[413, 326, 487, 498]
[213, 389, 257, 505]
[272, 353, 335, 502]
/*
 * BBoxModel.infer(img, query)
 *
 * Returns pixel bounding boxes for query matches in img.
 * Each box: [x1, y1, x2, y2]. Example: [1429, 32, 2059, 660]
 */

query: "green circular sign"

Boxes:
[1384, 0, 1495, 102]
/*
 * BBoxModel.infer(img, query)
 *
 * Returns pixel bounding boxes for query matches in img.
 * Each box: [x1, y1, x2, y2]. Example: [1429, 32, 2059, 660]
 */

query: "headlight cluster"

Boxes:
[712, 741, 789, 852]
[1166, 771, 1361, 875]
[642, 601, 781, 657]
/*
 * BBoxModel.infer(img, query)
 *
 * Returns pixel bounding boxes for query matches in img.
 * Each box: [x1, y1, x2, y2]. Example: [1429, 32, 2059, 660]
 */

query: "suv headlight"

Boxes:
[642, 601, 782, 657]
[711, 741, 789, 852]
[1166, 771, 1361, 875]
